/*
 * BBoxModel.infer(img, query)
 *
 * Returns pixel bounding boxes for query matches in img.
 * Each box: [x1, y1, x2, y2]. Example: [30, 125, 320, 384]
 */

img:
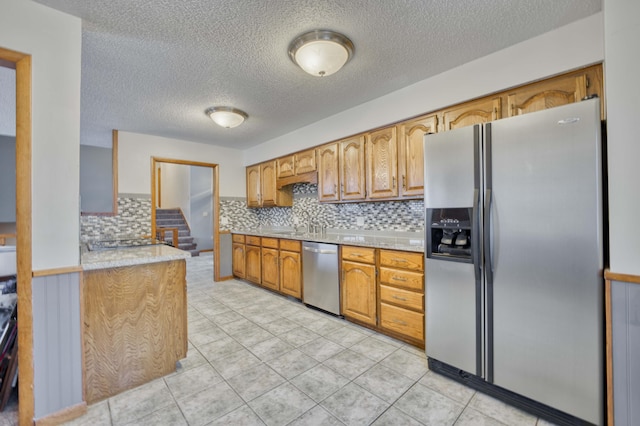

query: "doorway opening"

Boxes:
[151, 157, 229, 281]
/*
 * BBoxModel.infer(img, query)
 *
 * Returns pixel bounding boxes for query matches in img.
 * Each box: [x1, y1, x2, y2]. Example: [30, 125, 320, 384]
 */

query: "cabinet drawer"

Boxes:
[279, 239, 301, 252]
[342, 246, 375, 264]
[246, 235, 261, 246]
[261, 237, 279, 249]
[380, 302, 424, 341]
[232, 234, 245, 243]
[380, 285, 423, 311]
[379, 250, 423, 271]
[379, 267, 424, 291]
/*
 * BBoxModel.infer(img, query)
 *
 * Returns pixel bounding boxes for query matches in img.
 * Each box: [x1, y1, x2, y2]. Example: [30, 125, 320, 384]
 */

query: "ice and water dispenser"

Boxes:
[426, 208, 473, 262]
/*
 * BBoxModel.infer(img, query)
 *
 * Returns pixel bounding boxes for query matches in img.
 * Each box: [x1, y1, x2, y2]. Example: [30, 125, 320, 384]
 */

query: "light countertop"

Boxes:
[232, 228, 425, 253]
[81, 244, 191, 270]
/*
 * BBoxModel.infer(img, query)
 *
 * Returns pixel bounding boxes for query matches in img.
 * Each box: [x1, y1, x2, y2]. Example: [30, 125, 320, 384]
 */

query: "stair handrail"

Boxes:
[156, 227, 179, 247]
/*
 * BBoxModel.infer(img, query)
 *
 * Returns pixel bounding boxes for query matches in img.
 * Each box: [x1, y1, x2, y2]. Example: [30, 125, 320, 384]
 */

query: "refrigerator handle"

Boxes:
[484, 188, 493, 278]
[472, 188, 481, 281]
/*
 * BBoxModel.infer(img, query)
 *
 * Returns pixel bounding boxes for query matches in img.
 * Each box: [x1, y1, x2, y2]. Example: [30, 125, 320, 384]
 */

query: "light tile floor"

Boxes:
[58, 253, 556, 426]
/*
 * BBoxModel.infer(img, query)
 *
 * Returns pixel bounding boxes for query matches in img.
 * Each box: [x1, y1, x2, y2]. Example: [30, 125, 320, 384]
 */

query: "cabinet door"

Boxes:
[295, 149, 317, 175]
[441, 97, 502, 131]
[279, 250, 301, 299]
[232, 243, 246, 278]
[246, 165, 261, 208]
[367, 126, 398, 199]
[277, 155, 295, 179]
[260, 161, 278, 207]
[339, 135, 366, 200]
[342, 260, 377, 325]
[317, 143, 340, 202]
[245, 245, 261, 284]
[261, 247, 279, 291]
[506, 68, 601, 117]
[398, 114, 438, 197]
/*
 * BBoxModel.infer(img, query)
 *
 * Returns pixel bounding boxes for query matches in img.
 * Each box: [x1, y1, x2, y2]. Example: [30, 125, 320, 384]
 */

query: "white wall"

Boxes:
[604, 0, 640, 276]
[245, 13, 604, 165]
[160, 162, 191, 217]
[118, 131, 245, 197]
[0, 0, 81, 270]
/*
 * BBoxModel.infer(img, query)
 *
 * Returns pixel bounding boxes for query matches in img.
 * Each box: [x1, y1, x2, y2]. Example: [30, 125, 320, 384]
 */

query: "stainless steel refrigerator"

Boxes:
[424, 98, 603, 425]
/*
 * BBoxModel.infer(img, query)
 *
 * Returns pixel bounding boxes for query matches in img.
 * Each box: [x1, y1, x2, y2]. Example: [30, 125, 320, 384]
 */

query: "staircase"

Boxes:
[155, 208, 200, 257]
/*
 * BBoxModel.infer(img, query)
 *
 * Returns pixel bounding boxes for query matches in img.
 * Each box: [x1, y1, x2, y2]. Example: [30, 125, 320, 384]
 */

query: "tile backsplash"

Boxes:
[220, 184, 424, 232]
[81, 186, 424, 242]
[80, 196, 151, 242]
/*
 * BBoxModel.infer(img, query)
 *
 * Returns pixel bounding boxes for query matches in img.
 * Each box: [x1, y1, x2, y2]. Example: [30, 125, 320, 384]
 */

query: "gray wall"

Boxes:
[80, 145, 113, 213]
[32, 272, 83, 419]
[189, 166, 213, 251]
[611, 281, 640, 426]
[0, 135, 16, 222]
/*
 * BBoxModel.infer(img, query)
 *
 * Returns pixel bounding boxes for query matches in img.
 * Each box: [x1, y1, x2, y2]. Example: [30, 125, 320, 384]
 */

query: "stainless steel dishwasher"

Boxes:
[302, 241, 340, 315]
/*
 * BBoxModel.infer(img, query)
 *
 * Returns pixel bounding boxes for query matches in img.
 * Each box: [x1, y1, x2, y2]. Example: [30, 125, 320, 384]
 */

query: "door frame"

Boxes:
[151, 157, 226, 280]
[0, 47, 34, 425]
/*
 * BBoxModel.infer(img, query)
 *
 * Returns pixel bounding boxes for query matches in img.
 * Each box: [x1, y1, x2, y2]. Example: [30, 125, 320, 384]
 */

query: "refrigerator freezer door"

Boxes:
[487, 99, 603, 424]
[424, 125, 483, 377]
[426, 258, 480, 375]
[424, 125, 477, 208]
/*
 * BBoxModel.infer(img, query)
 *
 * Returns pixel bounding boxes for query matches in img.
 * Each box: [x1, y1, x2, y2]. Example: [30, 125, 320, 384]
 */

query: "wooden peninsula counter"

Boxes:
[81, 244, 190, 403]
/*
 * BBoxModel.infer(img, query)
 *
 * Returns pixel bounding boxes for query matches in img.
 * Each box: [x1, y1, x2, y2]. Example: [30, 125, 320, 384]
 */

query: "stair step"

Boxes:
[155, 208, 199, 255]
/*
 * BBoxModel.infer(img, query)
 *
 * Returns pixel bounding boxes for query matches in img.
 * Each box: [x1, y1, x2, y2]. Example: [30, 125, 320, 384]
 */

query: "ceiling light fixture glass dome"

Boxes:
[288, 30, 354, 77]
[205, 107, 248, 128]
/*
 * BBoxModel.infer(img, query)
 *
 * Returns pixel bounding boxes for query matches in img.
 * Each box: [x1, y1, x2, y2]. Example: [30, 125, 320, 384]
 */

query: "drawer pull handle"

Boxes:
[391, 276, 407, 282]
[392, 295, 407, 301]
[392, 319, 408, 326]
[392, 258, 408, 263]
[351, 253, 362, 257]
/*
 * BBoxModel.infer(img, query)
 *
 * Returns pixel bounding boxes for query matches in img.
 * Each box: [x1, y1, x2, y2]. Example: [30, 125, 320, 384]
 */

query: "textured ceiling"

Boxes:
[32, 0, 601, 148]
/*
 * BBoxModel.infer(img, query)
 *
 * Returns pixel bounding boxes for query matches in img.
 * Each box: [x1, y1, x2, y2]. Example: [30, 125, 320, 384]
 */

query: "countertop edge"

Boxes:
[81, 246, 191, 271]
[231, 229, 425, 253]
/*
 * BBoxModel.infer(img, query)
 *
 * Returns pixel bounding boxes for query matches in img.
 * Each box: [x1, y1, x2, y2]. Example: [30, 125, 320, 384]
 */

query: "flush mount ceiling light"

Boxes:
[205, 107, 248, 128]
[288, 30, 354, 77]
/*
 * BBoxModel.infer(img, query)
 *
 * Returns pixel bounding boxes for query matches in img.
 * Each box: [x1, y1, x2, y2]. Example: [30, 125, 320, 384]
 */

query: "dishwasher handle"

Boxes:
[303, 246, 338, 255]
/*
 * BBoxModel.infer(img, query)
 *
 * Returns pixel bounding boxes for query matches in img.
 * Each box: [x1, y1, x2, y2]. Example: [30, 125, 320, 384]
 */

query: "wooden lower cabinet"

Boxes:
[245, 244, 261, 284]
[379, 303, 424, 341]
[341, 259, 377, 326]
[279, 239, 302, 299]
[83, 259, 187, 403]
[261, 247, 279, 291]
[232, 242, 246, 278]
[378, 249, 425, 345]
[232, 235, 303, 299]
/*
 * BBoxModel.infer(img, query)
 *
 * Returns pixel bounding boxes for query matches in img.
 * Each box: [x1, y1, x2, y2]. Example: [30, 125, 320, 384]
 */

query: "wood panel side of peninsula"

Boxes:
[83, 259, 187, 403]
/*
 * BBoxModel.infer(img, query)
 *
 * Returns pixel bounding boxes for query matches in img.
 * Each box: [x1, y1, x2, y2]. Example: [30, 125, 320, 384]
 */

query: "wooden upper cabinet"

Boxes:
[339, 135, 366, 201]
[506, 65, 604, 118]
[366, 126, 398, 199]
[260, 161, 278, 207]
[317, 143, 340, 202]
[441, 97, 502, 131]
[246, 165, 261, 208]
[276, 155, 295, 179]
[257, 160, 293, 207]
[295, 149, 317, 175]
[398, 114, 437, 198]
